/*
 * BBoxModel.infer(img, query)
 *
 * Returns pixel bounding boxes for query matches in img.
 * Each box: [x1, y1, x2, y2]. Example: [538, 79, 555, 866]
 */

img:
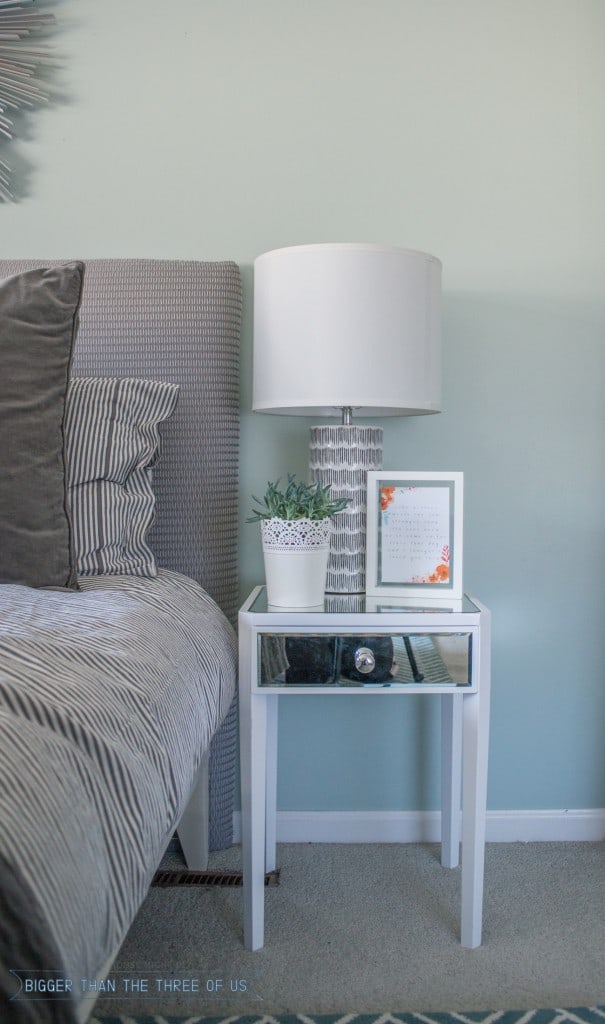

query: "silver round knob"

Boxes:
[354, 646, 376, 674]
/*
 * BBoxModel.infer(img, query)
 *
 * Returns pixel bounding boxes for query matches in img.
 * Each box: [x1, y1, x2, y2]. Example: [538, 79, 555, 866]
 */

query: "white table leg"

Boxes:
[265, 695, 279, 873]
[239, 626, 268, 951]
[441, 693, 463, 868]
[460, 621, 491, 947]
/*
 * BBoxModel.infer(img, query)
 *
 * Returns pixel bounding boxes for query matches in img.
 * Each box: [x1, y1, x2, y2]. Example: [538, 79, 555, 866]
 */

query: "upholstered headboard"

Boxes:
[0, 258, 242, 849]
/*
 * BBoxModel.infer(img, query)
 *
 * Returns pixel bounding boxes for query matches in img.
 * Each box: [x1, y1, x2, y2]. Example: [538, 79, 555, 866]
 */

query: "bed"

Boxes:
[0, 258, 242, 1023]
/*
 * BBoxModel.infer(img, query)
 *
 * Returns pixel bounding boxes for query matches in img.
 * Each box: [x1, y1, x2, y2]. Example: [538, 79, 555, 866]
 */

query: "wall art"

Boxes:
[0, 0, 56, 201]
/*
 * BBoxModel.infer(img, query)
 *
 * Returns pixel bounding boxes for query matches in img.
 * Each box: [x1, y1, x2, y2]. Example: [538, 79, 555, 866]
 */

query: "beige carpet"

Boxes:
[92, 841, 605, 1018]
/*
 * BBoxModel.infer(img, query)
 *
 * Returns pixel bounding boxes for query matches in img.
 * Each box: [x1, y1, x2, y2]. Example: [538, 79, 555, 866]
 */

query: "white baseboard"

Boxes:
[232, 808, 605, 844]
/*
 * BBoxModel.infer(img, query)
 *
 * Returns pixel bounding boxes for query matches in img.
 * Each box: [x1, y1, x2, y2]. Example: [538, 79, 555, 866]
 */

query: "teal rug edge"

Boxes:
[89, 1007, 605, 1024]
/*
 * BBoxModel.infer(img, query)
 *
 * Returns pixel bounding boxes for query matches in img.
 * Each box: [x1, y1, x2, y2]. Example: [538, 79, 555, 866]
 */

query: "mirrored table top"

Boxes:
[247, 588, 480, 616]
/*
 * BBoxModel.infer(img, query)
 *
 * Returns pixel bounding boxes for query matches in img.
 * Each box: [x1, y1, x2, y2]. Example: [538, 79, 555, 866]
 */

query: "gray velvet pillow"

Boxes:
[0, 262, 85, 588]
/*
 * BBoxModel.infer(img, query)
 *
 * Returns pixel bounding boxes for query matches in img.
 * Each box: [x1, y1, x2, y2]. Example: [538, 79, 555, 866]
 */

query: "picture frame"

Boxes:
[365, 471, 464, 600]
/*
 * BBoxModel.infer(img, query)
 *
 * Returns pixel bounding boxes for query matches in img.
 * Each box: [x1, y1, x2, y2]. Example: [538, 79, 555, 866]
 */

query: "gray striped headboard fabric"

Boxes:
[0, 258, 242, 849]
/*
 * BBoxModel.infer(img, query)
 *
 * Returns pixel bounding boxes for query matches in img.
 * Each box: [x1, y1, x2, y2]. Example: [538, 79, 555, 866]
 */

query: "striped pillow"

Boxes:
[64, 377, 180, 577]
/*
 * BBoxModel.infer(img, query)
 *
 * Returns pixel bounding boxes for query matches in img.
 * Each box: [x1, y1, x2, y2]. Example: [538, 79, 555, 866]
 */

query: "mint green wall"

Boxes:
[2, 0, 604, 811]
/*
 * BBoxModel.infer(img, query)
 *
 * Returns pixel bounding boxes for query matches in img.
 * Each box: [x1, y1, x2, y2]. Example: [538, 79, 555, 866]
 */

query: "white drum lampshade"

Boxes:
[253, 243, 442, 593]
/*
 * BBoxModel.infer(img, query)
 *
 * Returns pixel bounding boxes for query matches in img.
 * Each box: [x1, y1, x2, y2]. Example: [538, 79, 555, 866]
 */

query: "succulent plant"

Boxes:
[247, 474, 349, 523]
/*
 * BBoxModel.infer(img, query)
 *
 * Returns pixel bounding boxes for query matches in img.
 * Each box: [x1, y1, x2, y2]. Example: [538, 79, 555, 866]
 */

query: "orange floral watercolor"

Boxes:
[414, 563, 450, 585]
[380, 486, 396, 511]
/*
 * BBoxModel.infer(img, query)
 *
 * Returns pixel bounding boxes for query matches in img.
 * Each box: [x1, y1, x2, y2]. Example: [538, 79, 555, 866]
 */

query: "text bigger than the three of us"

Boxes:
[21, 975, 250, 995]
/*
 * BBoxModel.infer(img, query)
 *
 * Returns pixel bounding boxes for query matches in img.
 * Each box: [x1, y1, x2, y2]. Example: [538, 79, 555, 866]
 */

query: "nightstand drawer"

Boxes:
[258, 631, 472, 688]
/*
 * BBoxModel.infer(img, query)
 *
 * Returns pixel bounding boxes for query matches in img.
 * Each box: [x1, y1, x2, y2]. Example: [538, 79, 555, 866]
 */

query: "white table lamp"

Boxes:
[253, 242, 442, 593]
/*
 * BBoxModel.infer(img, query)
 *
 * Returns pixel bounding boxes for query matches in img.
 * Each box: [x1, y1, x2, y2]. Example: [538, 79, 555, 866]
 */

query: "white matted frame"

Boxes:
[366, 471, 464, 600]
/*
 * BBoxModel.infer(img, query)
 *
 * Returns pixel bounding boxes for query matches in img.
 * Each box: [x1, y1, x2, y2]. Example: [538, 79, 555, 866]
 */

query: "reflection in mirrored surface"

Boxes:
[249, 587, 479, 616]
[258, 632, 471, 687]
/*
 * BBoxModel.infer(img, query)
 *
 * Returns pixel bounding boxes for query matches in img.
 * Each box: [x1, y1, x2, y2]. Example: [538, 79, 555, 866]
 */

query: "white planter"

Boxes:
[261, 517, 331, 608]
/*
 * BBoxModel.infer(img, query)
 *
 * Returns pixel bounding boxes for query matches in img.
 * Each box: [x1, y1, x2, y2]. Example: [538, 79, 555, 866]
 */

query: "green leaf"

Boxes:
[246, 473, 350, 523]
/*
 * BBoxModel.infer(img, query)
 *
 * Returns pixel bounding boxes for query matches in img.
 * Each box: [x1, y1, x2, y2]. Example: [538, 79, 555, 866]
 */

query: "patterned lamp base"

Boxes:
[309, 424, 383, 594]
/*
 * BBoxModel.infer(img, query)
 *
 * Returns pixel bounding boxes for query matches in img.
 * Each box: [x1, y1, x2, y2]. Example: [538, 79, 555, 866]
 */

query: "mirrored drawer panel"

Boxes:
[258, 632, 472, 688]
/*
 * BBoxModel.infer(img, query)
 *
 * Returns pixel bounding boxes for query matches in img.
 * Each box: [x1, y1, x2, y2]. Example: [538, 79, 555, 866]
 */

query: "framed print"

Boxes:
[366, 471, 463, 600]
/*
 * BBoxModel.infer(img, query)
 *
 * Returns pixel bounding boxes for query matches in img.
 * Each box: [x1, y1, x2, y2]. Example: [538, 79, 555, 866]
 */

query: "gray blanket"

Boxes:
[0, 570, 236, 1021]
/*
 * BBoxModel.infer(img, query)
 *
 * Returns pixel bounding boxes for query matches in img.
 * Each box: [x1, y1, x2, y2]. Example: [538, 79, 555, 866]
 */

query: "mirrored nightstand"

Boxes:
[238, 587, 491, 950]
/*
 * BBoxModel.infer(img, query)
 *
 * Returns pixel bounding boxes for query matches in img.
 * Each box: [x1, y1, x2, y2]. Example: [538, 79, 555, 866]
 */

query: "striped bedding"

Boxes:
[0, 569, 236, 1021]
